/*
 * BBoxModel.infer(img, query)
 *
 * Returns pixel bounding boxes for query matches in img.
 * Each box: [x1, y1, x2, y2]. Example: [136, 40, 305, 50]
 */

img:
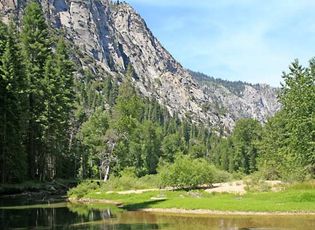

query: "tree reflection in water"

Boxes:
[0, 201, 314, 229]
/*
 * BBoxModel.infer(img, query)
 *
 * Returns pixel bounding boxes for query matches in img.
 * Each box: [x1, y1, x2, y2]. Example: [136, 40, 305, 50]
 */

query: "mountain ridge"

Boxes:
[0, 0, 281, 131]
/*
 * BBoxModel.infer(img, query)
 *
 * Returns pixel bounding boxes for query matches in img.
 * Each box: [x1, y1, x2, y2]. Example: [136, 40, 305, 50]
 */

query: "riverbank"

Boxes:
[68, 183, 315, 214]
[2, 201, 315, 230]
[0, 180, 77, 197]
[141, 208, 315, 216]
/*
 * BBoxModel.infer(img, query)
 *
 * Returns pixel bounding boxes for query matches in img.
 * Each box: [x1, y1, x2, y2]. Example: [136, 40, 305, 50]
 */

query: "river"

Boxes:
[0, 195, 314, 229]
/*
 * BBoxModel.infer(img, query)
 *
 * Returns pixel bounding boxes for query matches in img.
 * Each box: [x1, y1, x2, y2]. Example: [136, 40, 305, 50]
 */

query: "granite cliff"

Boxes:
[0, 0, 280, 131]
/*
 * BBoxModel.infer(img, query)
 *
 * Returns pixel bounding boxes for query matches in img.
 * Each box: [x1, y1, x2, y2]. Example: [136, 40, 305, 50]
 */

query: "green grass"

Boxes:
[81, 188, 315, 212]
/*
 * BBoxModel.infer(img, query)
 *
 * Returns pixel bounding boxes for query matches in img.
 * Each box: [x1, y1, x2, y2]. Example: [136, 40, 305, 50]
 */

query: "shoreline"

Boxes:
[68, 197, 122, 206]
[140, 208, 315, 216]
[68, 197, 315, 216]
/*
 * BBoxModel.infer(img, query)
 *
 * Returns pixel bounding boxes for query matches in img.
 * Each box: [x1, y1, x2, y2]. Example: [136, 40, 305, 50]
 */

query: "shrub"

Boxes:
[244, 173, 271, 192]
[232, 171, 246, 180]
[213, 169, 232, 183]
[100, 167, 160, 191]
[159, 155, 216, 189]
[67, 181, 99, 198]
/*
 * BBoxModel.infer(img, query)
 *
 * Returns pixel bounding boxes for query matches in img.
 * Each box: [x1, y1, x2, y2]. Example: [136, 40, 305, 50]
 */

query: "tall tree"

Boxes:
[20, 1, 51, 180]
[129, 121, 162, 176]
[259, 60, 315, 180]
[78, 108, 110, 180]
[231, 118, 262, 174]
[161, 133, 184, 162]
[258, 111, 291, 179]
[0, 21, 9, 183]
[0, 23, 26, 183]
[279, 60, 315, 171]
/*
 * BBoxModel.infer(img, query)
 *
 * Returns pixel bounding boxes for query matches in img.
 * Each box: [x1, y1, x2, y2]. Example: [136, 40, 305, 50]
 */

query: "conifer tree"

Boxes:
[0, 23, 26, 182]
[259, 60, 315, 180]
[20, 1, 51, 180]
[52, 38, 74, 178]
[0, 21, 8, 183]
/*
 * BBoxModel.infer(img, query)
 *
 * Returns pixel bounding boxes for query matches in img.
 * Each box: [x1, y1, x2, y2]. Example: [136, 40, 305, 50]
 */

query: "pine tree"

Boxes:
[0, 23, 26, 183]
[42, 55, 56, 179]
[0, 21, 8, 183]
[53, 38, 75, 178]
[258, 59, 315, 180]
[231, 118, 262, 174]
[20, 1, 51, 180]
[280, 60, 315, 170]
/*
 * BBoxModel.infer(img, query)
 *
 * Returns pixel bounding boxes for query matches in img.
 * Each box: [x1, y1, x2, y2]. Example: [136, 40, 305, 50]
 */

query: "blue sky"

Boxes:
[126, 0, 315, 86]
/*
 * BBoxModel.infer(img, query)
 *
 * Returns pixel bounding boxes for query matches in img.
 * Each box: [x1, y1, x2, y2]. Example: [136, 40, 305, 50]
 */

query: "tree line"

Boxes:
[0, 2, 314, 184]
[211, 60, 314, 181]
[0, 2, 74, 182]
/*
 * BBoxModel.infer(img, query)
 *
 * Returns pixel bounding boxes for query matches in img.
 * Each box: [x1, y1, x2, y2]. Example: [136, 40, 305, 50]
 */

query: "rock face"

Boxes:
[0, 0, 281, 131]
[190, 71, 280, 131]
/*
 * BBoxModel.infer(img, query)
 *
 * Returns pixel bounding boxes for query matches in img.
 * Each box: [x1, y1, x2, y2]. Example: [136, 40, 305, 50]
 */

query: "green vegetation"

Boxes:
[258, 60, 315, 181]
[210, 59, 314, 181]
[0, 1, 313, 205]
[211, 118, 263, 174]
[100, 168, 161, 191]
[68, 175, 159, 199]
[68, 181, 315, 212]
[0, 2, 74, 183]
[189, 70, 260, 97]
[159, 155, 231, 189]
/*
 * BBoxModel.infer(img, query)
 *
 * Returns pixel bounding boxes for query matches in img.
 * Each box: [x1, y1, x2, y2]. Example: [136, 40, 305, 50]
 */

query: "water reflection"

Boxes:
[0, 198, 314, 229]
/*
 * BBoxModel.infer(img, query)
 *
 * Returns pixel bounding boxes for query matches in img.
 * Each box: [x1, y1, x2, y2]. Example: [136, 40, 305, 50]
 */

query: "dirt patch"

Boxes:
[205, 180, 283, 194]
[103, 180, 284, 195]
[206, 181, 245, 194]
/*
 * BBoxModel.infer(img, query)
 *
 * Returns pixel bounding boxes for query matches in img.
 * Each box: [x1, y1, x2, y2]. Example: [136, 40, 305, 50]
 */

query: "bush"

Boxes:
[213, 169, 232, 183]
[138, 174, 162, 188]
[67, 181, 99, 198]
[100, 167, 160, 191]
[159, 155, 216, 189]
[232, 171, 246, 180]
[244, 173, 271, 192]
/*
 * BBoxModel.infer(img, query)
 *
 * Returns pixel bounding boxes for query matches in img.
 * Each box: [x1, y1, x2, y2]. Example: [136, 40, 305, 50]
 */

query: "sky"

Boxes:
[126, 0, 315, 86]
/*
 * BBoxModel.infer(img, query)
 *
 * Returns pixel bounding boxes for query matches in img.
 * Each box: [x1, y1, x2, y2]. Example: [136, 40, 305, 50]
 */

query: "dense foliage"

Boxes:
[210, 118, 263, 174]
[159, 155, 230, 189]
[0, 2, 313, 186]
[258, 60, 315, 181]
[0, 2, 74, 183]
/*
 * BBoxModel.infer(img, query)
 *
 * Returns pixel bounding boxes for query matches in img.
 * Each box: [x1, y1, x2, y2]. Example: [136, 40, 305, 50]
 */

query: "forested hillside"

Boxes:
[0, 0, 280, 131]
[0, 2, 214, 183]
[0, 2, 314, 185]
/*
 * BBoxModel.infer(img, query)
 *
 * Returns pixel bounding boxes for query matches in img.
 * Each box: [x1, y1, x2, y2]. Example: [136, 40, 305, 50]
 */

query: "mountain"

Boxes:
[0, 0, 280, 131]
[189, 71, 280, 129]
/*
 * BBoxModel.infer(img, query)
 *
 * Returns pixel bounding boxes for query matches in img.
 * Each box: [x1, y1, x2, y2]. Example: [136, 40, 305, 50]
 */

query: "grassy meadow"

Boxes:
[68, 180, 315, 213]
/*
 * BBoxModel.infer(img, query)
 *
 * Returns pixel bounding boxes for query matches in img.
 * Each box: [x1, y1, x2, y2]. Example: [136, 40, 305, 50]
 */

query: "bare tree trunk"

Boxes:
[104, 164, 110, 181]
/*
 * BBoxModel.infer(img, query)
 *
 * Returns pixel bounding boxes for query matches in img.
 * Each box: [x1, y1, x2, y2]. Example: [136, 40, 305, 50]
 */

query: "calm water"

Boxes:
[0, 196, 314, 229]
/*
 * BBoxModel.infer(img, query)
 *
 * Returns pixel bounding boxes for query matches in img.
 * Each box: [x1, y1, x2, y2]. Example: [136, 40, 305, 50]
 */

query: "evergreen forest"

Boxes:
[0, 2, 314, 186]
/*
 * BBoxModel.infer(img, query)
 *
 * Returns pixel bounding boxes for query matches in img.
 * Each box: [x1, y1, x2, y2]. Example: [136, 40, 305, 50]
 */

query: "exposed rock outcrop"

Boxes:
[0, 0, 281, 131]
